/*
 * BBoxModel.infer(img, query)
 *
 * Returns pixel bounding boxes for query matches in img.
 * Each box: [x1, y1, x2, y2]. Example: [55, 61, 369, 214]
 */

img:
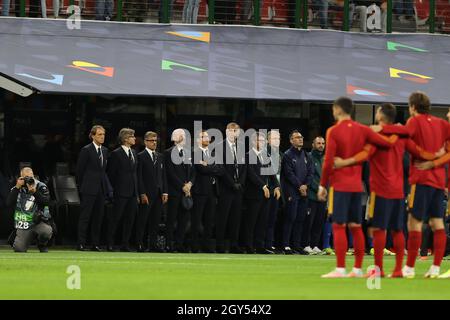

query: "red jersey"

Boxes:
[355, 138, 406, 199]
[320, 119, 396, 192]
[382, 114, 448, 190]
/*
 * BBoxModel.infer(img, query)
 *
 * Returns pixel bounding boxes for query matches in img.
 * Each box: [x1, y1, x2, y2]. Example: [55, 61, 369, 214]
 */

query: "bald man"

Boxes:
[7, 167, 52, 253]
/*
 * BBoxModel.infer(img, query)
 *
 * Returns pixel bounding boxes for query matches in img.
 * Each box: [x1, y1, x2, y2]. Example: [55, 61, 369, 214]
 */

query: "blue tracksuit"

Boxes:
[280, 146, 313, 248]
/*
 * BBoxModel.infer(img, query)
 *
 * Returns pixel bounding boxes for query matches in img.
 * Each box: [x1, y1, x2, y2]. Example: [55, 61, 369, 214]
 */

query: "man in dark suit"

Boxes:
[216, 122, 247, 253]
[164, 129, 196, 252]
[106, 128, 139, 252]
[191, 130, 221, 253]
[280, 130, 313, 254]
[136, 131, 168, 252]
[242, 132, 279, 254]
[265, 130, 283, 252]
[76, 125, 110, 251]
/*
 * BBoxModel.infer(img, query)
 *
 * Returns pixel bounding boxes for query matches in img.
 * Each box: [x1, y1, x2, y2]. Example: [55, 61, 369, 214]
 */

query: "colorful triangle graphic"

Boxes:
[389, 67, 432, 84]
[162, 59, 207, 72]
[386, 41, 428, 52]
[347, 85, 388, 96]
[16, 73, 64, 85]
[67, 60, 114, 77]
[166, 31, 210, 43]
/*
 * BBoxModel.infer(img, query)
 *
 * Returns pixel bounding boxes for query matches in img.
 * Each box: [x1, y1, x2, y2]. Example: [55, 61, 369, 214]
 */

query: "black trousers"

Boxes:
[282, 196, 308, 248]
[215, 0, 236, 24]
[135, 193, 163, 249]
[107, 196, 138, 247]
[241, 197, 270, 250]
[29, 0, 41, 17]
[287, 0, 296, 28]
[265, 195, 280, 248]
[166, 195, 190, 249]
[78, 192, 105, 246]
[216, 191, 243, 250]
[302, 200, 327, 248]
[191, 193, 216, 251]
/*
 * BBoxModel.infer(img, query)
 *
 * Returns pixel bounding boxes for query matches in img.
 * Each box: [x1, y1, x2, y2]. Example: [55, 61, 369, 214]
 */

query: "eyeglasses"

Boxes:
[145, 139, 157, 142]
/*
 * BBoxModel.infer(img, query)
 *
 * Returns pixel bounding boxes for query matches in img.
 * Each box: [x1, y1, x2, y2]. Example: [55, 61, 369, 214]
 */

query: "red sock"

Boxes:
[373, 229, 386, 272]
[332, 224, 347, 268]
[391, 231, 405, 272]
[433, 229, 447, 267]
[406, 231, 422, 268]
[350, 226, 365, 269]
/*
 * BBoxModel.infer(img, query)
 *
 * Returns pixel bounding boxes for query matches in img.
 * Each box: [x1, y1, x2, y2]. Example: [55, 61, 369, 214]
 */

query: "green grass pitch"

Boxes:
[0, 249, 449, 299]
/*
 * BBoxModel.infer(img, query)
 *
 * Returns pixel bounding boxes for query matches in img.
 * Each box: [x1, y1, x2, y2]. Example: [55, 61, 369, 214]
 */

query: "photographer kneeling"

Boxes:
[7, 167, 52, 253]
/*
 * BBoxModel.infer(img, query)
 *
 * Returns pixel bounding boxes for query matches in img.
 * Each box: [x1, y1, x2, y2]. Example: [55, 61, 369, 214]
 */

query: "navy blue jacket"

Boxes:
[280, 146, 313, 200]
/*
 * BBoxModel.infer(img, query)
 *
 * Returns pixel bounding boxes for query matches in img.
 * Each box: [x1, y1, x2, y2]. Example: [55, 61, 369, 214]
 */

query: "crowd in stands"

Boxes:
[1, 0, 446, 33]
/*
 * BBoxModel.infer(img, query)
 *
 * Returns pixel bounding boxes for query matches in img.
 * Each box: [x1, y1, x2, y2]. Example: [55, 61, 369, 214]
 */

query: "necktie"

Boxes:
[152, 151, 157, 164]
[97, 147, 103, 166]
[232, 144, 239, 181]
[178, 148, 184, 164]
[128, 149, 133, 163]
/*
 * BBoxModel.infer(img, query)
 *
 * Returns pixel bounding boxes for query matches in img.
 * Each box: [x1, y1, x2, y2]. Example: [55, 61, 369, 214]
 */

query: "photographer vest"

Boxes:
[13, 181, 49, 230]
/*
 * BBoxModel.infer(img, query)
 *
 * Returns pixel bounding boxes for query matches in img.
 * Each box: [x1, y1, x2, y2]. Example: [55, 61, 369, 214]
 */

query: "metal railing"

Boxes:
[0, 0, 448, 33]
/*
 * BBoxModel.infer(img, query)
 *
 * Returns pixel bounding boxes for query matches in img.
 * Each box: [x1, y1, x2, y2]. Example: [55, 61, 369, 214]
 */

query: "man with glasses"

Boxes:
[136, 131, 168, 252]
[280, 130, 313, 254]
[106, 128, 139, 252]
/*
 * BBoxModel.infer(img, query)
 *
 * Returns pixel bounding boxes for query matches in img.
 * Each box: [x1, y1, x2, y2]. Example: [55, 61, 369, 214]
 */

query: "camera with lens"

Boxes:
[21, 176, 35, 188]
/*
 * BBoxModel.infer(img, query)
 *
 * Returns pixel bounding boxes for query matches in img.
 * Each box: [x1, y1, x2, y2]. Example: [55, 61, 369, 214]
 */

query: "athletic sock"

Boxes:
[332, 224, 348, 268]
[373, 229, 386, 273]
[433, 229, 447, 267]
[349, 226, 365, 269]
[391, 230, 405, 273]
[406, 230, 422, 268]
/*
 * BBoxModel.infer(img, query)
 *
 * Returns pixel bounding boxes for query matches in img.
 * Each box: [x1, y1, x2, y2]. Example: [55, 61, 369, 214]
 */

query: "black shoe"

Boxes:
[91, 246, 102, 252]
[38, 244, 48, 253]
[137, 245, 145, 252]
[256, 248, 275, 254]
[77, 244, 88, 251]
[165, 246, 174, 253]
[293, 247, 309, 255]
[245, 247, 256, 254]
[106, 245, 115, 252]
[272, 247, 284, 254]
[176, 246, 189, 253]
[120, 246, 132, 252]
[230, 246, 245, 254]
[216, 245, 226, 253]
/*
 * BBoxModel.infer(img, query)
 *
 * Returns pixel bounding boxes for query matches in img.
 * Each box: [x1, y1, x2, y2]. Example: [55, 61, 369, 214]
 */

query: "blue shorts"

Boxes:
[408, 184, 445, 221]
[367, 193, 404, 231]
[328, 188, 362, 224]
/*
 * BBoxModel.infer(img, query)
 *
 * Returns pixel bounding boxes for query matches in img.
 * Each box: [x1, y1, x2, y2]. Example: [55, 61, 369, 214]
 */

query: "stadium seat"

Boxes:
[55, 162, 69, 176]
[52, 175, 80, 244]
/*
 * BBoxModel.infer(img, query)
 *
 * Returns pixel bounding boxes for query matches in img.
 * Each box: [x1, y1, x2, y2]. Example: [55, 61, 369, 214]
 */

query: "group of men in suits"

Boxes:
[75, 123, 324, 254]
[76, 126, 167, 252]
